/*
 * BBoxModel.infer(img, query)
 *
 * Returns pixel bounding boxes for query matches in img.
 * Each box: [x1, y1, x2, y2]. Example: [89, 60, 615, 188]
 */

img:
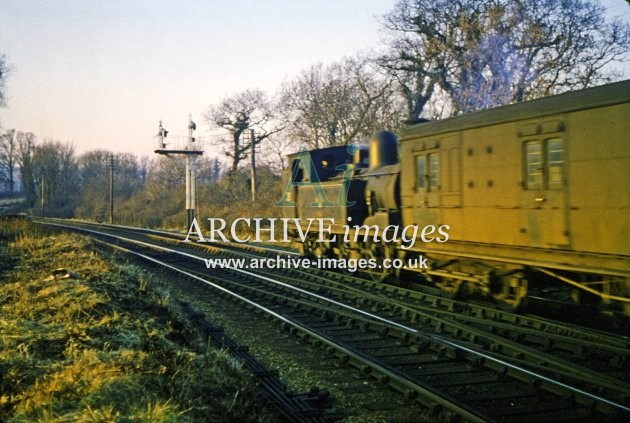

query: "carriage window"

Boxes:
[524, 139, 564, 190]
[547, 138, 564, 188]
[429, 153, 439, 190]
[525, 141, 543, 190]
[416, 155, 426, 191]
[417, 153, 440, 192]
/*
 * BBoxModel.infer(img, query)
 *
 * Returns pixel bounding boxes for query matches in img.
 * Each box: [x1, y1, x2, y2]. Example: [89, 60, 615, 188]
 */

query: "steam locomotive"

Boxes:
[281, 80, 630, 312]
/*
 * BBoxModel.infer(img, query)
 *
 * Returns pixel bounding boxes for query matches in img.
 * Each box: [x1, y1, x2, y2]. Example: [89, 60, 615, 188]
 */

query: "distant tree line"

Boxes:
[0, 130, 230, 226]
[0, 0, 627, 225]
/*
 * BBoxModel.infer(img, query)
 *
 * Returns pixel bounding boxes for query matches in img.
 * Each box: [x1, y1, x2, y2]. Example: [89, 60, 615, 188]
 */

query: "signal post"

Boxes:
[154, 115, 203, 230]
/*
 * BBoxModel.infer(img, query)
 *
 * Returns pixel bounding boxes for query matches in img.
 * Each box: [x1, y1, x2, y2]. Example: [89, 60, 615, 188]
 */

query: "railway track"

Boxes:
[236, 264, 630, 401]
[35, 219, 630, 422]
[174, 298, 336, 422]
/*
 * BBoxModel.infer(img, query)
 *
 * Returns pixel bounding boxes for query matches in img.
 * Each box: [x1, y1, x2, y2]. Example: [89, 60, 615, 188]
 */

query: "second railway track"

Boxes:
[36, 218, 630, 422]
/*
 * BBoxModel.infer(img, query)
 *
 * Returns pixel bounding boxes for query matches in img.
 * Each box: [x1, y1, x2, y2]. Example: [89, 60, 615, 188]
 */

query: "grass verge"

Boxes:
[0, 218, 276, 422]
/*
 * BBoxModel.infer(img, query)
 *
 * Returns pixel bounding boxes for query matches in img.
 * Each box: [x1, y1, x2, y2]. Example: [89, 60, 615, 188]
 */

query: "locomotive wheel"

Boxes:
[304, 238, 329, 259]
[338, 241, 352, 260]
[337, 242, 354, 274]
[303, 238, 315, 258]
[313, 241, 330, 258]
[362, 242, 394, 283]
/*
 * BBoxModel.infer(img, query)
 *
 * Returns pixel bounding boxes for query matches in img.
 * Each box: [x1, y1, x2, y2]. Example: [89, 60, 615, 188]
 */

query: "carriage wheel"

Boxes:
[492, 274, 528, 312]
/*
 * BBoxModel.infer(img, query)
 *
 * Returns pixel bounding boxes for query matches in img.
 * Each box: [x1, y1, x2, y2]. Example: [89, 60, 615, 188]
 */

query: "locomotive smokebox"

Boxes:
[369, 131, 398, 170]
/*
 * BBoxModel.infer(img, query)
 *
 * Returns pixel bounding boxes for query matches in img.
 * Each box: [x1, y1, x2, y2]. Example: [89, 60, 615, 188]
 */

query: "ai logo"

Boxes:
[275, 144, 357, 208]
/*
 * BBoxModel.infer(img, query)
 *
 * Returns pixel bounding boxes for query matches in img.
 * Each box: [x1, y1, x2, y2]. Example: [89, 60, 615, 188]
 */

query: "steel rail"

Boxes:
[94, 234, 493, 423]
[39, 220, 630, 420]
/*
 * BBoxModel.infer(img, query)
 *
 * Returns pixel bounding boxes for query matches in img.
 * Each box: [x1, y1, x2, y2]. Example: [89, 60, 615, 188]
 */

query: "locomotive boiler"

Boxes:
[281, 80, 630, 312]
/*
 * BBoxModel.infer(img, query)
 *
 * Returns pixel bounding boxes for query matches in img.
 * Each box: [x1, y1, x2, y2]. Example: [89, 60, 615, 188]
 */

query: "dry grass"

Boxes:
[0, 220, 275, 422]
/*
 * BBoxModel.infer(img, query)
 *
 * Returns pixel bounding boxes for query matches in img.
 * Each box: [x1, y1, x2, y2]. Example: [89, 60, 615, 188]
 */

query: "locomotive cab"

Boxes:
[280, 144, 369, 230]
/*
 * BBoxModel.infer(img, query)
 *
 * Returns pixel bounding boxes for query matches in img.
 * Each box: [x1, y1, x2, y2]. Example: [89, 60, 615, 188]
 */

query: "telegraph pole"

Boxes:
[250, 129, 256, 203]
[109, 153, 114, 224]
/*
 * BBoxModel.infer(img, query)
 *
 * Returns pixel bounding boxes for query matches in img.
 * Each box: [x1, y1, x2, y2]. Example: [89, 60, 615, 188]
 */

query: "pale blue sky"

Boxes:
[0, 0, 628, 157]
[0, 0, 394, 156]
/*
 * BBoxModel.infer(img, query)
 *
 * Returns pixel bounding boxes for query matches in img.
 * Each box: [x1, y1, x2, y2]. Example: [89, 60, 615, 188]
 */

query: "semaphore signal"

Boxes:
[154, 115, 204, 230]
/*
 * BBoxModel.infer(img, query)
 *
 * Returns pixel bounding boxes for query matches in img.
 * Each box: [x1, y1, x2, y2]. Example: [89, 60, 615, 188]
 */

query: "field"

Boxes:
[0, 218, 276, 422]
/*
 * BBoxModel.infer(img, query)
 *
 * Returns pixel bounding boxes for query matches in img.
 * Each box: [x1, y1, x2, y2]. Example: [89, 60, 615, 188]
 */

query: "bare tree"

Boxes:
[115, 152, 145, 199]
[279, 56, 403, 148]
[75, 150, 145, 219]
[0, 129, 17, 194]
[196, 157, 223, 183]
[0, 54, 11, 109]
[204, 89, 284, 173]
[16, 131, 36, 205]
[376, 28, 441, 122]
[75, 150, 109, 219]
[379, 0, 630, 117]
[32, 140, 79, 217]
[257, 133, 294, 175]
[0, 56, 16, 193]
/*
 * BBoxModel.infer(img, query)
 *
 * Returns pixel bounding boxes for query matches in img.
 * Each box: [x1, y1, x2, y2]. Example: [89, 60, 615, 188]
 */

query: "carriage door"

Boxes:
[520, 120, 569, 247]
[412, 135, 460, 227]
